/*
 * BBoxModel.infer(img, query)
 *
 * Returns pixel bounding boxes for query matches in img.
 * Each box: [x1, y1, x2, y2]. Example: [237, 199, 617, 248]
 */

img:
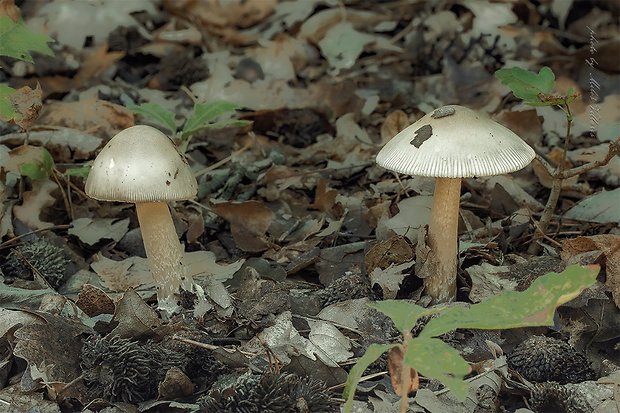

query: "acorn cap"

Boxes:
[85, 125, 197, 203]
[376, 105, 535, 178]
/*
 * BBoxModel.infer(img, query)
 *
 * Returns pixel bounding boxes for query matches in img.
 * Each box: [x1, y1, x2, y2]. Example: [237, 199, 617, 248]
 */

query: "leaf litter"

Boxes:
[0, 0, 619, 412]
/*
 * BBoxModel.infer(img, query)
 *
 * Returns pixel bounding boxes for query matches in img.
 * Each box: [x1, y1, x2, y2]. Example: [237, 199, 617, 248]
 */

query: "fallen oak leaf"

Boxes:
[209, 200, 275, 252]
[6, 83, 42, 130]
[12, 310, 93, 403]
[13, 178, 57, 229]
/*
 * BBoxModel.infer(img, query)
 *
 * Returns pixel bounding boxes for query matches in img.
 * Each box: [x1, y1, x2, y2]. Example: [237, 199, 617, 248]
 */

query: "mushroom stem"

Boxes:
[425, 177, 460, 303]
[135, 202, 193, 313]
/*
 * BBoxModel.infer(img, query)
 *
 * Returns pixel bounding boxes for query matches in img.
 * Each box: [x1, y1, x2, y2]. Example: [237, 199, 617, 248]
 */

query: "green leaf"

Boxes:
[420, 265, 598, 338]
[127, 103, 177, 134]
[495, 66, 555, 105]
[19, 148, 54, 180]
[369, 300, 447, 333]
[342, 343, 397, 412]
[41, 148, 53, 171]
[206, 119, 252, 130]
[21, 162, 48, 180]
[181, 101, 243, 140]
[0, 84, 19, 122]
[405, 337, 471, 400]
[0, 16, 54, 63]
[63, 165, 91, 179]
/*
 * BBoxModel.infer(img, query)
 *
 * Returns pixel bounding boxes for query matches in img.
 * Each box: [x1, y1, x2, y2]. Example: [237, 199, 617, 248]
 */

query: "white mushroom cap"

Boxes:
[85, 125, 197, 202]
[376, 105, 535, 178]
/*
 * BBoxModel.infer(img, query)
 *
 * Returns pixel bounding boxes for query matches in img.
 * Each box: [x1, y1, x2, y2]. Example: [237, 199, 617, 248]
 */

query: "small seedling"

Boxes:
[127, 100, 251, 153]
[342, 265, 598, 412]
[495, 66, 620, 254]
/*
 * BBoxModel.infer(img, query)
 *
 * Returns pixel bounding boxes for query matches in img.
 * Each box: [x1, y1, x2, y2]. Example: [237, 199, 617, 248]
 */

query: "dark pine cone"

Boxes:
[80, 335, 188, 403]
[529, 382, 593, 413]
[199, 372, 335, 413]
[507, 336, 595, 384]
[3, 239, 68, 288]
[319, 272, 373, 306]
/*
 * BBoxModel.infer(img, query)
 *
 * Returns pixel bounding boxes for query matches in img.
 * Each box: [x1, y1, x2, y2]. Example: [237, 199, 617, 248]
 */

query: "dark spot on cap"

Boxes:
[410, 124, 432, 148]
[431, 107, 456, 118]
[166, 180, 171, 186]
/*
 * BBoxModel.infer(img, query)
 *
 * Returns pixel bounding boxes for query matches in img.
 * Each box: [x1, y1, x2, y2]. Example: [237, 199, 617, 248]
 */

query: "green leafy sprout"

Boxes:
[494, 66, 619, 258]
[0, 14, 54, 122]
[495, 66, 579, 121]
[20, 147, 91, 181]
[127, 100, 251, 153]
[342, 265, 598, 411]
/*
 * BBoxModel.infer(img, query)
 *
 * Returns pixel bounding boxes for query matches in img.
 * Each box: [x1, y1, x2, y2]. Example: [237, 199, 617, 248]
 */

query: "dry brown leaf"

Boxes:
[91, 253, 153, 293]
[314, 178, 339, 214]
[108, 288, 168, 340]
[381, 110, 410, 144]
[158, 367, 194, 399]
[164, 0, 277, 28]
[0, 0, 20, 22]
[562, 235, 620, 306]
[185, 208, 205, 244]
[495, 109, 543, 147]
[370, 261, 415, 299]
[76, 284, 115, 317]
[74, 43, 124, 89]
[13, 310, 92, 403]
[7, 83, 42, 131]
[209, 200, 275, 252]
[37, 98, 134, 140]
[388, 345, 419, 396]
[13, 179, 57, 229]
[365, 236, 415, 275]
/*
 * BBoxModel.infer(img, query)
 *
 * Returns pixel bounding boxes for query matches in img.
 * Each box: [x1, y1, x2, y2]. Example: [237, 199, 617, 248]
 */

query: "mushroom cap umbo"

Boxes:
[85, 125, 197, 203]
[376, 105, 535, 178]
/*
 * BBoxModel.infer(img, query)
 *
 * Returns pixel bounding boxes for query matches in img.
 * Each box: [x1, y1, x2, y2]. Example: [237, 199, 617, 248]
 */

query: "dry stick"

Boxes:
[328, 371, 387, 392]
[193, 140, 254, 177]
[528, 136, 620, 254]
[528, 211, 562, 248]
[49, 168, 73, 220]
[399, 331, 413, 413]
[0, 224, 72, 250]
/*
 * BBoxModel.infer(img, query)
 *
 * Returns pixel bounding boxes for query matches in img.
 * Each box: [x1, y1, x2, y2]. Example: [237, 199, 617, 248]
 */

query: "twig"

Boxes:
[528, 135, 620, 254]
[328, 371, 387, 392]
[194, 140, 254, 177]
[528, 212, 562, 248]
[0, 225, 72, 250]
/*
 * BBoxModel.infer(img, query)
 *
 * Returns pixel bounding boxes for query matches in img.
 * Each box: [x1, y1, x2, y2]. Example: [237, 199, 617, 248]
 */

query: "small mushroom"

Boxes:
[376, 105, 534, 303]
[85, 125, 198, 315]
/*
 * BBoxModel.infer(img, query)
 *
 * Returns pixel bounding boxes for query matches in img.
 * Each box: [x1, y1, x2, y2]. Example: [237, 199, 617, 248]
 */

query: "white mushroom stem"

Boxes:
[135, 202, 193, 313]
[425, 177, 460, 303]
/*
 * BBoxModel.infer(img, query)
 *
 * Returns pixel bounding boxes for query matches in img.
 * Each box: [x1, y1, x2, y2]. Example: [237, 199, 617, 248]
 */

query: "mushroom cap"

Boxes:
[376, 105, 535, 178]
[85, 125, 197, 202]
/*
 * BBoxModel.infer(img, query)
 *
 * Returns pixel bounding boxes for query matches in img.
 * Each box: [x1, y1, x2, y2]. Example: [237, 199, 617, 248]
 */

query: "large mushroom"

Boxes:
[376, 105, 534, 303]
[85, 125, 198, 315]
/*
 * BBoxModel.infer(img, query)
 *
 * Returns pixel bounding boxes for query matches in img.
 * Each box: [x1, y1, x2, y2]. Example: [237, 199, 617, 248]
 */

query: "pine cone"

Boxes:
[507, 336, 595, 384]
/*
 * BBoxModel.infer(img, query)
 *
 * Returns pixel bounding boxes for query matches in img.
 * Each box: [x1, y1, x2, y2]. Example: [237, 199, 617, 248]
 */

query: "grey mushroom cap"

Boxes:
[376, 105, 535, 178]
[85, 125, 197, 203]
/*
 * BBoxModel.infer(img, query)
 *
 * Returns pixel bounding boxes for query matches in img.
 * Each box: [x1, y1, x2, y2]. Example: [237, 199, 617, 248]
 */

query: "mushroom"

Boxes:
[85, 125, 198, 315]
[376, 105, 534, 303]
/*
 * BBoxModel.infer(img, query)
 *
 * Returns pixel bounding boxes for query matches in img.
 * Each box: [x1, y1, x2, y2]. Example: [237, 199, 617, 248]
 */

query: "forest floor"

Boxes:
[0, 1, 619, 412]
